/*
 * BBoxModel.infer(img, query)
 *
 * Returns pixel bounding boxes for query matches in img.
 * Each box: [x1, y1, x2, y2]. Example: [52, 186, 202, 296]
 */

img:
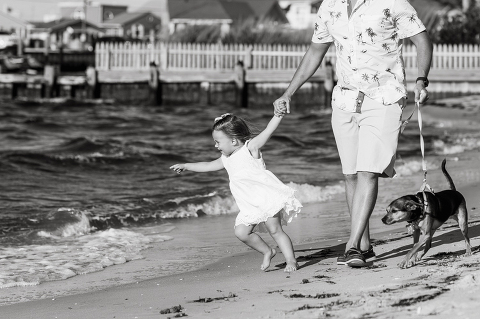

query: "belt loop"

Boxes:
[355, 91, 365, 113]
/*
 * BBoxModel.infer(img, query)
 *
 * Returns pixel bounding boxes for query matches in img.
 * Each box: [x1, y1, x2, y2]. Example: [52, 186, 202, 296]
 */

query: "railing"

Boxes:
[95, 42, 480, 71]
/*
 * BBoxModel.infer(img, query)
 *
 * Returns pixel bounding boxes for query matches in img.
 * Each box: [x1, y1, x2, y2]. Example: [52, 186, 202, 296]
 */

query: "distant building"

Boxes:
[139, 0, 170, 36]
[102, 12, 162, 41]
[168, 0, 289, 34]
[29, 19, 103, 51]
[0, 11, 34, 51]
[58, 1, 128, 25]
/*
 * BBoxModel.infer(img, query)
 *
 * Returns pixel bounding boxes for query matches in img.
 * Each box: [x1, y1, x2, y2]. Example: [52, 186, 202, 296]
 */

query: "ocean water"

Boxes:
[1, 100, 480, 289]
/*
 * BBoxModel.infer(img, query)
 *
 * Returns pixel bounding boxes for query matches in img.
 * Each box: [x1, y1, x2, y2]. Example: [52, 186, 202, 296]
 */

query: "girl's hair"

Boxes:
[212, 113, 254, 144]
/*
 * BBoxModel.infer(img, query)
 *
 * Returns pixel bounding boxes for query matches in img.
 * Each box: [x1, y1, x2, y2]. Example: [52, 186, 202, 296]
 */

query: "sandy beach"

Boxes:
[2, 100, 480, 318]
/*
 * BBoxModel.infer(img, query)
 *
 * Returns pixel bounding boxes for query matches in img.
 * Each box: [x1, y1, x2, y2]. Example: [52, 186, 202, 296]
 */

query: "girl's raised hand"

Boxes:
[170, 164, 186, 174]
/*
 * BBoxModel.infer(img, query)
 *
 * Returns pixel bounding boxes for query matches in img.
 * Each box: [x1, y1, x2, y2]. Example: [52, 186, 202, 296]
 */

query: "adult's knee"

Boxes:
[344, 173, 358, 185]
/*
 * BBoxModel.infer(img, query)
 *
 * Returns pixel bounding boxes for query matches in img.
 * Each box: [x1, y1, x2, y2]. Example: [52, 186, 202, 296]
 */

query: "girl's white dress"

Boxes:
[221, 140, 302, 232]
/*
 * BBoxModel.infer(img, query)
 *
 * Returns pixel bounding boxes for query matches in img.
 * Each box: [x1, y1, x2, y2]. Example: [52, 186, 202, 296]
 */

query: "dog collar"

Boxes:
[406, 222, 419, 235]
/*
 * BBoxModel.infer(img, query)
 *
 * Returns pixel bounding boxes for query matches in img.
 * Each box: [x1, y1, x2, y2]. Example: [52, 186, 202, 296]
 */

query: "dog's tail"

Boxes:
[441, 158, 456, 191]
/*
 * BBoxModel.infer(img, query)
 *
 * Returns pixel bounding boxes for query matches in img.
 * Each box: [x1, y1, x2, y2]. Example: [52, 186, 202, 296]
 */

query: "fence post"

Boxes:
[148, 62, 162, 105]
[106, 45, 111, 70]
[244, 45, 253, 69]
[160, 42, 168, 70]
[234, 60, 247, 108]
[86, 65, 100, 99]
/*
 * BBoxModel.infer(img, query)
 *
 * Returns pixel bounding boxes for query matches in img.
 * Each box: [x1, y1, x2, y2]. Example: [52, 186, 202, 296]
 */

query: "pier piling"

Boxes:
[148, 62, 162, 105]
[86, 66, 100, 99]
[234, 60, 248, 108]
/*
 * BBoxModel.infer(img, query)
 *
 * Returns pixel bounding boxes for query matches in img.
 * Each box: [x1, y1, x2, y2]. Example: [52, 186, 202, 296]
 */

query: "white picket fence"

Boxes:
[95, 42, 480, 71]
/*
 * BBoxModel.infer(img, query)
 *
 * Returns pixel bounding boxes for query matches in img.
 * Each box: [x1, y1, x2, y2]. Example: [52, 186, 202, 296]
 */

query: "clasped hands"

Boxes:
[273, 96, 291, 118]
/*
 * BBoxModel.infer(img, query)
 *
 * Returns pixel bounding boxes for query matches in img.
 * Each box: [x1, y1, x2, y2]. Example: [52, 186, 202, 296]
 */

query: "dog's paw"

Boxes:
[398, 258, 416, 269]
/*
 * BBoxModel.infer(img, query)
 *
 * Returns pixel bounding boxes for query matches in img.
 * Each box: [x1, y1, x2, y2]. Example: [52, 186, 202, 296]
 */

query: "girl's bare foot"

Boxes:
[284, 260, 298, 273]
[261, 248, 277, 271]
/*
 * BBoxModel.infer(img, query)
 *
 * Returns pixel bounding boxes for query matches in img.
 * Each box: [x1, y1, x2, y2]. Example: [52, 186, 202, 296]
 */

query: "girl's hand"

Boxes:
[274, 109, 285, 118]
[273, 96, 290, 114]
[170, 164, 186, 174]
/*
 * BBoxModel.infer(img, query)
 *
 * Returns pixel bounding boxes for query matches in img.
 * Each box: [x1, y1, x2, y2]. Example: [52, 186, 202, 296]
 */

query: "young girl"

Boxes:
[170, 112, 302, 272]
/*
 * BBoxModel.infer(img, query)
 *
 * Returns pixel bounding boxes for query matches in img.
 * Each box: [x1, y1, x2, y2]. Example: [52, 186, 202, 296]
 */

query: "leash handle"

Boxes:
[416, 102, 435, 194]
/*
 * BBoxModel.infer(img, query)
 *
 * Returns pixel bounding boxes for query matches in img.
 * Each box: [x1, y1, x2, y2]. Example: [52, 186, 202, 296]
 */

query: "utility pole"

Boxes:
[82, 0, 87, 51]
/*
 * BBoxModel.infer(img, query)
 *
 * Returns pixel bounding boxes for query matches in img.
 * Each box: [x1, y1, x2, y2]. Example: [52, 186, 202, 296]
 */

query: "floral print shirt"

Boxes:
[312, 0, 426, 111]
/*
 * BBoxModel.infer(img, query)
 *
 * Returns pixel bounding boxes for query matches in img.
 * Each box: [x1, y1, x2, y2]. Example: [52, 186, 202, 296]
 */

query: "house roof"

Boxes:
[0, 11, 33, 30]
[168, 0, 288, 22]
[219, 1, 255, 21]
[231, 0, 279, 19]
[103, 12, 161, 25]
[169, 0, 232, 20]
[30, 19, 103, 33]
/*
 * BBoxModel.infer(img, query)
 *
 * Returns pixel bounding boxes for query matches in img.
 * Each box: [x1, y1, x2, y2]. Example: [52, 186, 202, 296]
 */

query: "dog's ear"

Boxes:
[405, 200, 421, 211]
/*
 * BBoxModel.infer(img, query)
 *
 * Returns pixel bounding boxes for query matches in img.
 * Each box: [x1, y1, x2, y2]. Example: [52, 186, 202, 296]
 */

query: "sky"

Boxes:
[0, 0, 153, 22]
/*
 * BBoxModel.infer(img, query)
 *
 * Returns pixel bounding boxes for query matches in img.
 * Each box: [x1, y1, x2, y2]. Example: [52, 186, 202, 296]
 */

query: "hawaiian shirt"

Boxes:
[312, 0, 426, 111]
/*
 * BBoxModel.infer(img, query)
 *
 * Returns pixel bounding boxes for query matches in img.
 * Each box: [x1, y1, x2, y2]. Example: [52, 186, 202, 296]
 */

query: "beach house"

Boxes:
[101, 12, 162, 41]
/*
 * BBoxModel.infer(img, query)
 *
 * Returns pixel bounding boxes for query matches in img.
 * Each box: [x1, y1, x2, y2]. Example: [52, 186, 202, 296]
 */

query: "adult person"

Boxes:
[274, 0, 433, 267]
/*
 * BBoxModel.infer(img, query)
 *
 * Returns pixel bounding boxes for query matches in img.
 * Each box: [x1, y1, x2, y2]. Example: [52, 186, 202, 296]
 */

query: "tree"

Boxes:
[430, 3, 480, 44]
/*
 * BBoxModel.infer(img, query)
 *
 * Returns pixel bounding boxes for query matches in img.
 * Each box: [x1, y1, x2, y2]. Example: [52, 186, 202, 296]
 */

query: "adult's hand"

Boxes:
[414, 83, 429, 105]
[273, 95, 291, 114]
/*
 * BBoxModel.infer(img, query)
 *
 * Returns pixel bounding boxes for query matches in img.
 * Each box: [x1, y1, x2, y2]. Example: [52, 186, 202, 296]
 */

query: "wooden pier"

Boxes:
[1, 42, 480, 107]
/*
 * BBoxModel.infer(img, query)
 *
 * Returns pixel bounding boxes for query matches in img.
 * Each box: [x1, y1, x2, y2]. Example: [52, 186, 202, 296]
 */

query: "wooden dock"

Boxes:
[1, 42, 480, 106]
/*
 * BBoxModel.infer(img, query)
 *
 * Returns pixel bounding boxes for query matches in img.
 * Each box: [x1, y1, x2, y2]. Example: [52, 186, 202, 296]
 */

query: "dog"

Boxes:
[382, 159, 471, 268]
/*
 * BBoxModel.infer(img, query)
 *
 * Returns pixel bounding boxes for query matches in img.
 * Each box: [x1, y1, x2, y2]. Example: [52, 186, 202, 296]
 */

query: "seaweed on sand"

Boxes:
[288, 293, 340, 299]
[391, 291, 444, 307]
[160, 305, 183, 314]
[192, 292, 237, 303]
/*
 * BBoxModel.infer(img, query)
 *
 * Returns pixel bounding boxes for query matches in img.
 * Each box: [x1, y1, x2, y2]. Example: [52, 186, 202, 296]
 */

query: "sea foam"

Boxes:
[162, 182, 346, 219]
[0, 228, 172, 288]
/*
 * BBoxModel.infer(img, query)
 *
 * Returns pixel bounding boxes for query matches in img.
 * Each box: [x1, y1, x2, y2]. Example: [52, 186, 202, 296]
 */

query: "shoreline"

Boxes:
[2, 214, 479, 318]
[1, 103, 480, 317]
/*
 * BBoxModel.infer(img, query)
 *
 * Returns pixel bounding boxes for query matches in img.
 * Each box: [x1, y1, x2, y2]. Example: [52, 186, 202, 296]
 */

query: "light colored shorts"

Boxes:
[331, 96, 405, 178]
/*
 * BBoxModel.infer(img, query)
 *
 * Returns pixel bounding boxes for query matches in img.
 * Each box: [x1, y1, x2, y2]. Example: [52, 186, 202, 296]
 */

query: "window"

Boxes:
[105, 11, 114, 20]
[73, 9, 85, 20]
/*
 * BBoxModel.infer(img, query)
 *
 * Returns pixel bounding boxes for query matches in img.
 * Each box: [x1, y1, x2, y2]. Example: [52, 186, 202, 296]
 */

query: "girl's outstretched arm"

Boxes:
[248, 115, 282, 155]
[170, 157, 224, 174]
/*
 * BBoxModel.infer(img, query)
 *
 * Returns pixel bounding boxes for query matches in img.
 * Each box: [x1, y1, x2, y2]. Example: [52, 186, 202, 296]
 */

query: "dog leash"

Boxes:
[402, 102, 435, 222]
[414, 102, 435, 195]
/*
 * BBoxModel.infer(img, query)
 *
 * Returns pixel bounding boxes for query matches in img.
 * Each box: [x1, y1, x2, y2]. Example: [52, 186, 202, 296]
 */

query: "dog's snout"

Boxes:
[381, 215, 389, 224]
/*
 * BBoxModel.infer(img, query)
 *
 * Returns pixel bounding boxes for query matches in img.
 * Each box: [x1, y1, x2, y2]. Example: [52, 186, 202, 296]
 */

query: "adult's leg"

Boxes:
[264, 214, 297, 272]
[344, 173, 372, 252]
[234, 224, 276, 271]
[345, 98, 402, 253]
[346, 171, 379, 251]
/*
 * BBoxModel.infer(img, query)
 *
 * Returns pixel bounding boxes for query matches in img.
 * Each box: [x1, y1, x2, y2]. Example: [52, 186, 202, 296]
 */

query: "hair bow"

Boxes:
[214, 113, 231, 123]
